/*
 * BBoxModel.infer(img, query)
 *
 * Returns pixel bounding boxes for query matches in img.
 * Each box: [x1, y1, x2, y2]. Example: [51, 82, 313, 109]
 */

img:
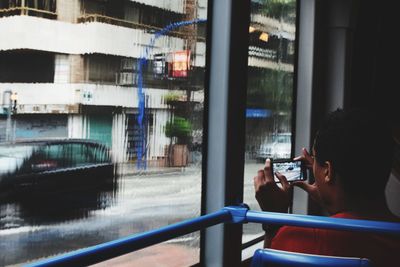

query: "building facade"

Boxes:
[0, 0, 295, 164]
[0, 0, 207, 164]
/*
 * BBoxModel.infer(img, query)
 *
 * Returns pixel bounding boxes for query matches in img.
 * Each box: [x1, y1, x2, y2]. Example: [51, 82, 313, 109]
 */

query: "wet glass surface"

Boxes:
[0, 165, 202, 266]
[0, 0, 207, 265]
[242, 0, 298, 256]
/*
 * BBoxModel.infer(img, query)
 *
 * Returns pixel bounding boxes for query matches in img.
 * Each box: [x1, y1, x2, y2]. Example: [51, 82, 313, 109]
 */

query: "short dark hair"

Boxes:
[313, 108, 394, 199]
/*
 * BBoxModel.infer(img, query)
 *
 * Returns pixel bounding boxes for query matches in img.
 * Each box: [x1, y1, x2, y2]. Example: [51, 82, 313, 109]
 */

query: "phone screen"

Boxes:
[272, 160, 305, 183]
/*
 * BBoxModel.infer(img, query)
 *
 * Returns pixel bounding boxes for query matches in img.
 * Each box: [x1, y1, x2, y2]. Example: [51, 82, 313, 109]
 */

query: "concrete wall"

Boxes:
[54, 54, 84, 84]
[0, 16, 189, 62]
[57, 0, 81, 23]
[70, 55, 85, 83]
[54, 54, 70, 83]
[197, 0, 208, 19]
[0, 83, 174, 112]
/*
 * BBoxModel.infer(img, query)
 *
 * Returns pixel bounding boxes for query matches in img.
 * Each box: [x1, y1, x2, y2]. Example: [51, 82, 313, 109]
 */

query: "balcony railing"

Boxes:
[0, 7, 57, 19]
[77, 13, 205, 42]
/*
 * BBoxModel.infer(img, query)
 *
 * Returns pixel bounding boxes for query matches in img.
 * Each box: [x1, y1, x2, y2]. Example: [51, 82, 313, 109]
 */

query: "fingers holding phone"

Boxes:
[291, 148, 324, 203]
[263, 158, 276, 184]
[254, 159, 274, 193]
[274, 171, 290, 191]
[254, 158, 293, 213]
[293, 147, 314, 170]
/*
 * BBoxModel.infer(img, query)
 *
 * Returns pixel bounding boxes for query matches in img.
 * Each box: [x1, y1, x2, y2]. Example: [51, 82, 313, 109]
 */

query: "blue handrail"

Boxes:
[25, 205, 400, 267]
[245, 210, 400, 235]
[25, 209, 231, 267]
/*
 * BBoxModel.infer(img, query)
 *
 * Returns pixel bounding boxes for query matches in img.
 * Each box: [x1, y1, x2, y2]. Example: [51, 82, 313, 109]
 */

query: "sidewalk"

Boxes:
[117, 162, 197, 176]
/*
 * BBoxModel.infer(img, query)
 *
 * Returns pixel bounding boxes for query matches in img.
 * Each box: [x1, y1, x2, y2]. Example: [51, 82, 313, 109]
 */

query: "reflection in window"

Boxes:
[243, 0, 297, 258]
[0, 0, 206, 266]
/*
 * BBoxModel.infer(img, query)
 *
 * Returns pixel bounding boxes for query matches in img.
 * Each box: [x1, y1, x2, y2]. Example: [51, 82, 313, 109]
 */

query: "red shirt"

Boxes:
[271, 212, 400, 267]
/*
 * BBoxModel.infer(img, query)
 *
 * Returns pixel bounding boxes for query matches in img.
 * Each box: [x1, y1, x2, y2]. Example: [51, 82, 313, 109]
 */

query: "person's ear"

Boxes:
[324, 161, 335, 183]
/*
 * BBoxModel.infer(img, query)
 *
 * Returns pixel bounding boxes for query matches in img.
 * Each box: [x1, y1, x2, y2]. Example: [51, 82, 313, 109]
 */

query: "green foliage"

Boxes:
[246, 68, 293, 112]
[165, 116, 192, 144]
[164, 92, 181, 104]
[260, 0, 296, 22]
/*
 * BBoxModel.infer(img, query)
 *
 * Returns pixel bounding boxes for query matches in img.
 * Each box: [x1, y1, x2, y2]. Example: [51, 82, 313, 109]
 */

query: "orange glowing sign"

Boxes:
[172, 50, 191, 78]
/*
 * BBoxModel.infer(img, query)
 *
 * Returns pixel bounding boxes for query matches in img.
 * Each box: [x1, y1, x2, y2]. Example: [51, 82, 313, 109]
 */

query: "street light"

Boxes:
[10, 92, 18, 113]
[2, 90, 18, 141]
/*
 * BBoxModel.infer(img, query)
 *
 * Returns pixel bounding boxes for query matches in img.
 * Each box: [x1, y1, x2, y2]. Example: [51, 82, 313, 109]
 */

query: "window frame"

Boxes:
[200, 0, 251, 266]
[200, 0, 316, 265]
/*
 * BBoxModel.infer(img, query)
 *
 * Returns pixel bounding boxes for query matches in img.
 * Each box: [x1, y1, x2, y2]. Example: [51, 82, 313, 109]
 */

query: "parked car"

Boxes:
[0, 139, 116, 197]
[256, 133, 291, 161]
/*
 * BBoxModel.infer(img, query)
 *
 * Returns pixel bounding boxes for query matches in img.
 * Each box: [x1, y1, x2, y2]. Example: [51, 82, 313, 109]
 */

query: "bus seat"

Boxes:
[250, 248, 372, 267]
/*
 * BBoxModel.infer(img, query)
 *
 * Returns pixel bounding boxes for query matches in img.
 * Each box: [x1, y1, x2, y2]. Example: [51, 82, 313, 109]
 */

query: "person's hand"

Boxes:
[254, 159, 293, 213]
[292, 148, 322, 203]
[293, 147, 314, 170]
[292, 180, 322, 204]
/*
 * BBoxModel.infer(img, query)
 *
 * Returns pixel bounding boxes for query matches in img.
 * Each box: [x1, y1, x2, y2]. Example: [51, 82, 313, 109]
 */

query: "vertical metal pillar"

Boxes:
[292, 0, 316, 214]
[324, 0, 356, 112]
[202, 0, 250, 266]
[21, 0, 26, 15]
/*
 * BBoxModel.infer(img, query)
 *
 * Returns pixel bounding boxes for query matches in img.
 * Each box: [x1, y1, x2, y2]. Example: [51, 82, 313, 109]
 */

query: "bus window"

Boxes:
[0, 1, 207, 266]
[243, 0, 298, 259]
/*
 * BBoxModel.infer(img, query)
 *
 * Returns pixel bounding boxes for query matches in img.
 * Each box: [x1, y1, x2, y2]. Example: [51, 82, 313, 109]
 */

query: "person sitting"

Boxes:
[254, 108, 400, 267]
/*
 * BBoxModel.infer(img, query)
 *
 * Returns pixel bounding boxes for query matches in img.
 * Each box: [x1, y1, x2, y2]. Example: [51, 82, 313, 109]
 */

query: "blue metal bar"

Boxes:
[251, 248, 372, 267]
[245, 209, 400, 235]
[26, 205, 400, 267]
[26, 209, 231, 267]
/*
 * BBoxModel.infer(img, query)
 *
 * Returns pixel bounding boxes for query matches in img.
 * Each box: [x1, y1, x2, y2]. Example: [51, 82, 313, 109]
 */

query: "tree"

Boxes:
[165, 116, 192, 144]
[260, 0, 296, 23]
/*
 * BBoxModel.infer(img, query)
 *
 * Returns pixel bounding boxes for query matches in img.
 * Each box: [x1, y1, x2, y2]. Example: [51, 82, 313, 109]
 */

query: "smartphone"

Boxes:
[271, 159, 307, 183]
